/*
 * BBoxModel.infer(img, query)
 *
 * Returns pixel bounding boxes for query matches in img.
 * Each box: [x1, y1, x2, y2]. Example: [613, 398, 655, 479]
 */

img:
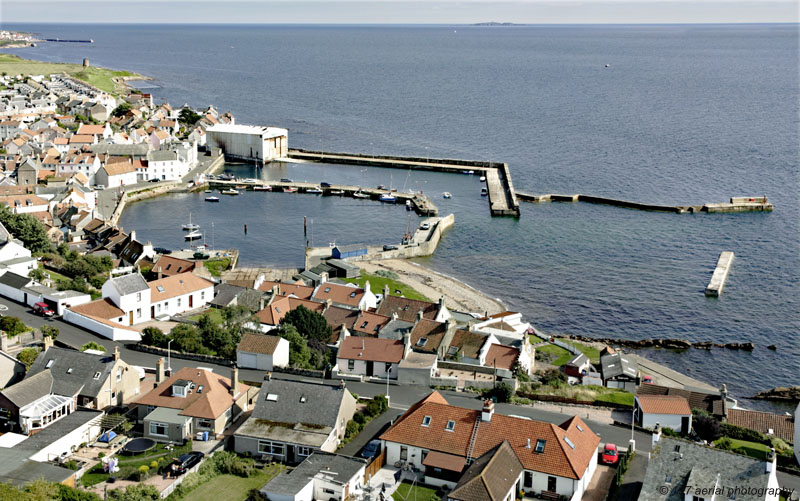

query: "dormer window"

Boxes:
[93, 371, 101, 380]
[66, 368, 72, 374]
[445, 420, 455, 432]
[416, 338, 428, 347]
[172, 380, 190, 397]
[361, 321, 368, 328]
[422, 416, 431, 427]
[349, 292, 357, 298]
[157, 286, 164, 292]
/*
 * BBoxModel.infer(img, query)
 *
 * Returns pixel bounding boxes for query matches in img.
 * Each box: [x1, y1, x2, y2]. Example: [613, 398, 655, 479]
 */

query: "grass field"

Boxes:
[0, 53, 137, 95]
[594, 391, 635, 407]
[393, 481, 441, 501]
[564, 340, 602, 363]
[178, 465, 284, 501]
[343, 271, 428, 301]
[536, 343, 573, 366]
[715, 437, 772, 459]
[203, 257, 231, 277]
[188, 308, 223, 324]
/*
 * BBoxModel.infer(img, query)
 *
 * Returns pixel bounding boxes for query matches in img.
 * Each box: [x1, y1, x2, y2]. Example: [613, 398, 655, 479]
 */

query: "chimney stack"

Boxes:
[42, 332, 53, 352]
[438, 296, 445, 308]
[113, 345, 120, 361]
[403, 331, 411, 357]
[156, 358, 165, 385]
[720, 384, 729, 419]
[766, 448, 776, 473]
[339, 379, 346, 389]
[264, 371, 272, 381]
[231, 366, 239, 396]
[652, 423, 662, 447]
[481, 399, 495, 422]
[416, 310, 424, 322]
[157, 266, 162, 280]
[383, 284, 390, 299]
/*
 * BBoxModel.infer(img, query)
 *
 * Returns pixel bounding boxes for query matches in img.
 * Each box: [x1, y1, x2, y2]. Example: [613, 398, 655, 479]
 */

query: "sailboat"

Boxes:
[184, 229, 202, 241]
[182, 213, 199, 231]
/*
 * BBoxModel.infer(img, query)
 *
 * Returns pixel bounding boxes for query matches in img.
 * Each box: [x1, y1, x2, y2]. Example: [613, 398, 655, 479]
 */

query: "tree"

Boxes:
[276, 324, 311, 368]
[110, 102, 131, 118]
[0, 205, 53, 254]
[17, 347, 40, 369]
[141, 327, 168, 347]
[178, 107, 201, 127]
[693, 415, 722, 442]
[487, 382, 514, 403]
[0, 316, 28, 336]
[107, 484, 160, 501]
[281, 305, 332, 342]
[539, 368, 566, 387]
[171, 324, 207, 354]
[28, 268, 47, 282]
[40, 325, 59, 340]
[81, 342, 106, 353]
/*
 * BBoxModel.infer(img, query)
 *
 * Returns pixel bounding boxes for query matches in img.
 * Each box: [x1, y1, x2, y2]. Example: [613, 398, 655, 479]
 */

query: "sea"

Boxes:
[3, 23, 797, 411]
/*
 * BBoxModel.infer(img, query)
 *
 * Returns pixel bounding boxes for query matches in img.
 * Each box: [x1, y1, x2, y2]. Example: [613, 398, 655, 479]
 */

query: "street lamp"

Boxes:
[167, 339, 172, 375]
[385, 366, 391, 407]
[631, 406, 638, 452]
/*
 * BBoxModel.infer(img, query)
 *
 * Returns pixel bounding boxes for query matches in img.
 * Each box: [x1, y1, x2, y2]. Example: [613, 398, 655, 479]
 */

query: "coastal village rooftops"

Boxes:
[261, 452, 367, 498]
[26, 346, 120, 399]
[447, 329, 487, 360]
[338, 336, 404, 363]
[135, 367, 249, 420]
[0, 370, 54, 408]
[377, 294, 441, 323]
[312, 282, 366, 309]
[351, 311, 391, 336]
[635, 395, 691, 415]
[153, 255, 195, 277]
[102, 162, 136, 176]
[380, 392, 600, 480]
[256, 296, 324, 326]
[258, 280, 314, 300]
[149, 273, 214, 302]
[410, 318, 448, 354]
[447, 440, 524, 501]
[68, 297, 124, 321]
[726, 408, 794, 442]
[107, 272, 149, 295]
[76, 124, 107, 136]
[237, 333, 283, 355]
[206, 123, 287, 139]
[68, 134, 94, 144]
[636, 383, 725, 416]
[485, 344, 519, 371]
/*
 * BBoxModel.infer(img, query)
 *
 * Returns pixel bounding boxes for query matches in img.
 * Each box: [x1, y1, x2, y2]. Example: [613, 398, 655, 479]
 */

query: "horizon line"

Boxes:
[4, 21, 799, 26]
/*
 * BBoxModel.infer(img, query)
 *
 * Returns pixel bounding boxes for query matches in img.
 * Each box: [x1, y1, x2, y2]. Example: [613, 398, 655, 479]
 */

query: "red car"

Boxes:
[602, 443, 619, 465]
[642, 375, 654, 384]
[33, 302, 55, 317]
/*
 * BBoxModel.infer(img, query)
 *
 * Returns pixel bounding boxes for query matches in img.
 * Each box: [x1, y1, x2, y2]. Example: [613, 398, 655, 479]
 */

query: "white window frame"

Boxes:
[149, 422, 168, 437]
[257, 440, 285, 456]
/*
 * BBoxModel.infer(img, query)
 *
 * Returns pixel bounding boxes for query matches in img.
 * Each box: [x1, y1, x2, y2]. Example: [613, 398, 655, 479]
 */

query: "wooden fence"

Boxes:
[364, 446, 387, 484]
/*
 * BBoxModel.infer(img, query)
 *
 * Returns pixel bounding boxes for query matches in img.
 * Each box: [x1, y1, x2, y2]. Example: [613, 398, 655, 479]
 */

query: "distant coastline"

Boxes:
[472, 22, 527, 26]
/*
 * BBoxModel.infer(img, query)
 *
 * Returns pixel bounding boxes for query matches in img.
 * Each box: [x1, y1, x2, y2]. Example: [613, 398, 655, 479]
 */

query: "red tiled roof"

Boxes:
[485, 344, 519, 371]
[149, 273, 214, 302]
[256, 297, 323, 325]
[422, 451, 466, 472]
[153, 255, 195, 277]
[727, 409, 794, 442]
[636, 395, 692, 415]
[258, 280, 314, 300]
[410, 318, 447, 354]
[313, 282, 364, 308]
[377, 295, 439, 323]
[351, 311, 391, 336]
[237, 333, 283, 355]
[338, 337, 404, 363]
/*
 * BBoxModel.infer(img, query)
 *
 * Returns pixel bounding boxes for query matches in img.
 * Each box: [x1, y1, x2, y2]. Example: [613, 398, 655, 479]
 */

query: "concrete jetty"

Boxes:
[705, 251, 735, 297]
[286, 149, 520, 217]
[206, 179, 438, 216]
[516, 192, 774, 214]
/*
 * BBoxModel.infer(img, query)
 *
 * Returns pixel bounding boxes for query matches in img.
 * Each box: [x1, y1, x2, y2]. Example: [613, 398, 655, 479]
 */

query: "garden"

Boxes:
[81, 441, 193, 487]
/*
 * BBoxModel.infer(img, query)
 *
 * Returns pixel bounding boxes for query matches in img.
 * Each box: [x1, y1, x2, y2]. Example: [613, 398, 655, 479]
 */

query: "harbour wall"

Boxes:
[516, 192, 774, 214]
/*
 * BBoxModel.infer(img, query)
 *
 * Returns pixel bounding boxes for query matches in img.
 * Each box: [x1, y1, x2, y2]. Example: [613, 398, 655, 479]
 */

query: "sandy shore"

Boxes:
[360, 259, 505, 316]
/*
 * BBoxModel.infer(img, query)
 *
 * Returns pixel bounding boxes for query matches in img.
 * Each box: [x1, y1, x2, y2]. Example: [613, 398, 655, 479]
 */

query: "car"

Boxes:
[153, 247, 172, 255]
[361, 440, 381, 459]
[420, 222, 430, 230]
[280, 178, 293, 183]
[321, 182, 332, 188]
[93, 184, 106, 190]
[171, 451, 205, 475]
[383, 244, 399, 251]
[148, 178, 160, 183]
[642, 375, 654, 384]
[602, 443, 618, 465]
[33, 302, 55, 317]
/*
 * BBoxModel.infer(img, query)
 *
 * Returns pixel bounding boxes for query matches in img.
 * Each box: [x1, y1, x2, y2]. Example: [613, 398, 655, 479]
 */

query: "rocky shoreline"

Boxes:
[559, 333, 757, 351]
[750, 386, 800, 402]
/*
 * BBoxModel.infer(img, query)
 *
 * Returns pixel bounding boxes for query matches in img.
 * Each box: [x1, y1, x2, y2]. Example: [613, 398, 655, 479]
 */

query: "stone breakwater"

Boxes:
[558, 334, 756, 351]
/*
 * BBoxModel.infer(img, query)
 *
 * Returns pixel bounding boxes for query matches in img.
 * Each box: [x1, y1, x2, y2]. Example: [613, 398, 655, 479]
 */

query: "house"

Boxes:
[408, 316, 454, 357]
[350, 310, 391, 337]
[95, 160, 138, 187]
[600, 351, 638, 392]
[397, 351, 438, 387]
[311, 281, 376, 311]
[234, 378, 357, 464]
[0, 222, 31, 263]
[236, 333, 290, 371]
[11, 408, 103, 463]
[148, 273, 214, 318]
[255, 297, 324, 330]
[0, 350, 25, 389]
[635, 395, 692, 434]
[446, 440, 524, 501]
[209, 283, 263, 311]
[471, 311, 533, 342]
[258, 280, 315, 300]
[380, 393, 600, 498]
[0, 193, 49, 214]
[76, 122, 112, 139]
[101, 271, 151, 323]
[335, 335, 404, 380]
[15, 157, 39, 186]
[639, 435, 780, 501]
[0, 271, 34, 304]
[377, 292, 451, 323]
[563, 352, 592, 381]
[636, 383, 731, 418]
[259, 452, 368, 501]
[726, 408, 795, 443]
[0, 371, 70, 434]
[152, 254, 196, 277]
[135, 364, 250, 442]
[0, 447, 79, 487]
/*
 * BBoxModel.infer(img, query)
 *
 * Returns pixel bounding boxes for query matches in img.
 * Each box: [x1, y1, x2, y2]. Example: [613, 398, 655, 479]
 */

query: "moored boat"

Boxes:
[205, 196, 220, 202]
[253, 185, 272, 191]
[480, 176, 486, 182]
[306, 187, 323, 194]
[184, 230, 202, 240]
[182, 213, 199, 231]
[353, 191, 369, 199]
[480, 188, 488, 196]
[379, 193, 397, 203]
[283, 187, 298, 193]
[442, 192, 452, 199]
[330, 189, 345, 195]
[406, 200, 413, 210]
[221, 188, 239, 195]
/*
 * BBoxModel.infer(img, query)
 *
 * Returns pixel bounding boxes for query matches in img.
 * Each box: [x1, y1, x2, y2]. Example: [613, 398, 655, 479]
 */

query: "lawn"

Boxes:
[393, 481, 441, 501]
[343, 271, 428, 301]
[0, 53, 138, 95]
[536, 343, 573, 366]
[81, 442, 193, 487]
[594, 391, 635, 407]
[715, 437, 772, 459]
[188, 308, 223, 324]
[178, 465, 284, 501]
[529, 333, 545, 344]
[563, 340, 602, 363]
[203, 257, 231, 277]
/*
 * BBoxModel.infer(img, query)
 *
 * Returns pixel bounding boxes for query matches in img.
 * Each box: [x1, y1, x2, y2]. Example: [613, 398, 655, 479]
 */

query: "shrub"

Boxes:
[81, 341, 106, 353]
[150, 461, 159, 469]
[97, 452, 105, 459]
[540, 368, 566, 387]
[365, 395, 388, 417]
[40, 325, 59, 340]
[661, 427, 681, 437]
[353, 412, 367, 425]
[247, 488, 270, 501]
[16, 347, 40, 369]
[721, 422, 771, 445]
[716, 437, 734, 450]
[693, 415, 722, 442]
[345, 419, 362, 440]
[487, 382, 515, 403]
[0, 316, 28, 336]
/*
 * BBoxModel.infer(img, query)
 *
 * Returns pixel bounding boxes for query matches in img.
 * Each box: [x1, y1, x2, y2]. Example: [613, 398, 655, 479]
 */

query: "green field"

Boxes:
[188, 308, 224, 325]
[536, 343, 573, 366]
[180, 467, 283, 501]
[344, 271, 429, 301]
[203, 257, 231, 277]
[715, 437, 772, 459]
[594, 391, 635, 407]
[393, 481, 442, 501]
[0, 53, 138, 95]
[563, 340, 602, 363]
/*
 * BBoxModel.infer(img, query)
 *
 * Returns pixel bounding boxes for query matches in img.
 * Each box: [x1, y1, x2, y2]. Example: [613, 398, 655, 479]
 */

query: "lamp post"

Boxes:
[167, 339, 172, 375]
[631, 406, 638, 452]
[385, 366, 391, 407]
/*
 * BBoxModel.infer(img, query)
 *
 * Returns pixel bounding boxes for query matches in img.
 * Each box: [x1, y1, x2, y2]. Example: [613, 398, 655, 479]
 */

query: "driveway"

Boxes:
[582, 464, 616, 501]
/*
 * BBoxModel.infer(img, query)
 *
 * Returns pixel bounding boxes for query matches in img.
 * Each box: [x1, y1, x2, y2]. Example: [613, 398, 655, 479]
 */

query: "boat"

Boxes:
[480, 188, 488, 196]
[182, 213, 199, 231]
[306, 187, 323, 194]
[330, 189, 345, 195]
[253, 185, 272, 191]
[205, 196, 220, 202]
[353, 191, 370, 199]
[480, 176, 486, 182]
[379, 193, 397, 203]
[442, 192, 452, 199]
[184, 230, 202, 241]
[376, 184, 386, 190]
[221, 189, 239, 195]
[284, 187, 298, 193]
[406, 200, 413, 211]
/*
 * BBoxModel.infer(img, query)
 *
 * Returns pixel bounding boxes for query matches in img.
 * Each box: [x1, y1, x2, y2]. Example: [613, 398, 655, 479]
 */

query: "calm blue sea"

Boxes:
[3, 24, 797, 410]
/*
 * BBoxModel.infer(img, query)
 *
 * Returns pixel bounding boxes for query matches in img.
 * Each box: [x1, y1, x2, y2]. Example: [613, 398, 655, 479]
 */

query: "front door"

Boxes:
[366, 361, 374, 377]
[189, 295, 193, 308]
[129, 311, 133, 325]
[547, 476, 557, 492]
[682, 416, 690, 434]
[151, 306, 155, 318]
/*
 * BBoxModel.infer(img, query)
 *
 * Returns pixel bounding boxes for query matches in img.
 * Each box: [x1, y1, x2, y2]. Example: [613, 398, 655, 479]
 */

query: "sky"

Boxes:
[1, 0, 797, 25]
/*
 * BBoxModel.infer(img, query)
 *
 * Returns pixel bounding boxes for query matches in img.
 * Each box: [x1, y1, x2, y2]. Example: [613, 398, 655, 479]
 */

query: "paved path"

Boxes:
[582, 464, 616, 501]
[617, 452, 648, 501]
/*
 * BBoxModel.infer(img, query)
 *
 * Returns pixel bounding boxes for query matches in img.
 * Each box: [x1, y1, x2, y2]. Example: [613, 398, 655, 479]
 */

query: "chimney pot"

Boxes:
[156, 358, 165, 384]
[113, 345, 120, 361]
[339, 380, 346, 389]
[264, 371, 272, 381]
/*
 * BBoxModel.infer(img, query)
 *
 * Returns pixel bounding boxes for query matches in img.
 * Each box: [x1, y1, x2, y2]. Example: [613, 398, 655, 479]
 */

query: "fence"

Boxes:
[364, 446, 387, 484]
[551, 338, 581, 356]
[516, 392, 632, 410]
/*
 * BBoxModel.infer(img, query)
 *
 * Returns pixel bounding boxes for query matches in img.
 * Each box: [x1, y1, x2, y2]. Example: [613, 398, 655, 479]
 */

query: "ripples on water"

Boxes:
[11, 23, 798, 408]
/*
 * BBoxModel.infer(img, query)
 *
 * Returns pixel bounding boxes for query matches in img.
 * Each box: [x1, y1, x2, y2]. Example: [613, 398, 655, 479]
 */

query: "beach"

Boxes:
[359, 259, 506, 316]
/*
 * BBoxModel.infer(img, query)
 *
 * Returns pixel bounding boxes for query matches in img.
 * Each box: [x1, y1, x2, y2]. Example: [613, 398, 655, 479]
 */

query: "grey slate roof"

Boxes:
[639, 437, 776, 501]
[0, 448, 75, 486]
[148, 150, 178, 162]
[378, 318, 415, 340]
[0, 272, 32, 290]
[0, 370, 53, 408]
[108, 272, 149, 295]
[566, 352, 589, 367]
[210, 283, 246, 308]
[261, 452, 367, 497]
[249, 380, 347, 429]
[601, 352, 638, 380]
[17, 409, 103, 451]
[26, 347, 118, 399]
[90, 143, 149, 156]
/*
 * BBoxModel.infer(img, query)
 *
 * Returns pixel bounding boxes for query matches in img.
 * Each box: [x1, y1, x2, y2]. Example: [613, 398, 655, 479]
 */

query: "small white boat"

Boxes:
[221, 188, 239, 195]
[253, 185, 272, 191]
[379, 193, 397, 203]
[204, 189, 213, 193]
[406, 200, 413, 211]
[306, 187, 323, 194]
[462, 170, 475, 175]
[353, 191, 370, 199]
[205, 196, 220, 202]
[480, 188, 488, 196]
[330, 189, 345, 195]
[442, 192, 452, 199]
[184, 230, 202, 240]
[480, 176, 486, 182]
[182, 213, 199, 231]
[284, 187, 298, 193]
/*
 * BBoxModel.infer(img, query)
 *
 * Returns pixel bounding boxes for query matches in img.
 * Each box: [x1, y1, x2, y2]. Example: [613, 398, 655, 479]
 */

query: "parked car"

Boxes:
[642, 375, 654, 384]
[171, 451, 205, 475]
[602, 443, 618, 465]
[383, 244, 399, 251]
[148, 178, 160, 183]
[361, 440, 381, 459]
[420, 222, 430, 230]
[154, 247, 172, 255]
[32, 302, 55, 317]
[321, 182, 332, 188]
[280, 178, 293, 183]
[93, 184, 106, 190]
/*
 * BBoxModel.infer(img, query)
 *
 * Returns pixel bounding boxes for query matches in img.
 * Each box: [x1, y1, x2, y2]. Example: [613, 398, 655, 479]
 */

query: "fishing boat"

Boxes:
[442, 192, 452, 199]
[253, 185, 272, 191]
[330, 189, 345, 195]
[306, 187, 323, 194]
[480, 188, 488, 196]
[353, 191, 369, 199]
[284, 187, 298, 193]
[182, 213, 199, 231]
[205, 196, 220, 202]
[480, 176, 486, 182]
[379, 193, 397, 203]
[221, 188, 239, 195]
[184, 230, 202, 241]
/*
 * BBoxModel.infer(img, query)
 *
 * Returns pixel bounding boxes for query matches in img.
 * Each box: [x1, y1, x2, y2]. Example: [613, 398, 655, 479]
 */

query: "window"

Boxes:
[417, 338, 428, 347]
[361, 321, 368, 328]
[348, 360, 355, 371]
[258, 441, 285, 456]
[157, 286, 165, 292]
[445, 420, 455, 432]
[93, 371, 101, 380]
[324, 287, 331, 293]
[136, 308, 141, 318]
[400, 446, 408, 461]
[201, 291, 205, 300]
[422, 416, 431, 427]
[385, 362, 393, 372]
[136, 292, 141, 301]
[535, 439, 546, 453]
[46, 359, 54, 369]
[349, 291, 357, 298]
[157, 303, 161, 313]
[564, 437, 575, 449]
[266, 393, 278, 401]
[177, 298, 181, 307]
[323, 489, 335, 495]
[66, 368, 72, 374]
[674, 445, 681, 452]
[576, 424, 583, 432]
[297, 446, 312, 457]
[197, 419, 213, 429]
[116, 369, 122, 381]
[149, 422, 168, 436]
[524, 472, 533, 489]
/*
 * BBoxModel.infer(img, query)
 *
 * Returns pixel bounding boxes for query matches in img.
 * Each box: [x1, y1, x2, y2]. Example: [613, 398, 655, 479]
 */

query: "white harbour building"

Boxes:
[206, 124, 288, 164]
